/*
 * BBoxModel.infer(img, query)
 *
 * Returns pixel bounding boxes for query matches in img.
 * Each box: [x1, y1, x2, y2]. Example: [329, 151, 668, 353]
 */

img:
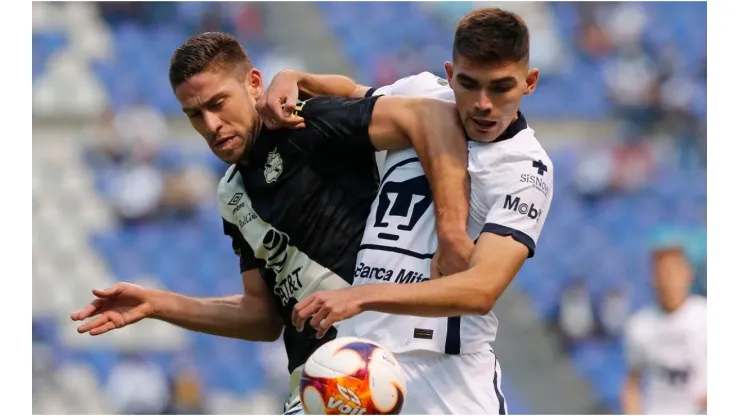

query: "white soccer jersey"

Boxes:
[624, 296, 708, 415]
[337, 72, 554, 356]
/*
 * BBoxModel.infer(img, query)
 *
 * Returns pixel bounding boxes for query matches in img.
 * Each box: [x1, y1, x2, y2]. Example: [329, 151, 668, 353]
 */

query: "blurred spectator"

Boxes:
[657, 74, 705, 170]
[110, 157, 165, 224]
[167, 365, 206, 414]
[621, 246, 707, 415]
[555, 279, 597, 346]
[602, 3, 649, 49]
[596, 286, 631, 338]
[603, 45, 661, 135]
[85, 109, 127, 165]
[650, 226, 707, 298]
[233, 3, 264, 41]
[573, 147, 615, 198]
[113, 102, 169, 147]
[84, 103, 218, 224]
[197, 6, 236, 34]
[161, 164, 217, 219]
[97, 2, 147, 26]
[577, 17, 612, 60]
[105, 353, 171, 415]
[574, 142, 655, 198]
[610, 141, 654, 192]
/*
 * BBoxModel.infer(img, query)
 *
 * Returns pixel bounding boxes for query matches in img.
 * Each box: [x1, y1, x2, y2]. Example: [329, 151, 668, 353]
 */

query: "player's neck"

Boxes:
[238, 116, 264, 166]
[658, 297, 687, 315]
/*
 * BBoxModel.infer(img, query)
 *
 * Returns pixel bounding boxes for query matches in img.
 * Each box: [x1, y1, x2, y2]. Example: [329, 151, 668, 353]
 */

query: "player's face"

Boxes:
[445, 57, 538, 142]
[652, 250, 693, 311]
[175, 68, 264, 164]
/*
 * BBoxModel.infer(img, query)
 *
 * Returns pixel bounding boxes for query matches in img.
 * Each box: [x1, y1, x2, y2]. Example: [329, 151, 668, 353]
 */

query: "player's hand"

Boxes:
[70, 283, 156, 336]
[432, 234, 474, 279]
[256, 70, 305, 130]
[292, 289, 363, 339]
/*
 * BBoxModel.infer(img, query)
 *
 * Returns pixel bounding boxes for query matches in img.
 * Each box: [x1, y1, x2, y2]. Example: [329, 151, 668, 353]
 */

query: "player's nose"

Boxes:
[472, 90, 494, 112]
[203, 110, 223, 134]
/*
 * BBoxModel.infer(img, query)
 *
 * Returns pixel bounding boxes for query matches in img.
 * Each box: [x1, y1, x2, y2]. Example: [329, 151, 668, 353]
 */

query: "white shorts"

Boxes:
[397, 350, 508, 415]
[282, 351, 507, 415]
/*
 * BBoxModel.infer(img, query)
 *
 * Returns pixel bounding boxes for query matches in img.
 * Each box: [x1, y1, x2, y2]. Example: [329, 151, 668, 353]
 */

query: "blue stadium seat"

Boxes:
[32, 32, 68, 82]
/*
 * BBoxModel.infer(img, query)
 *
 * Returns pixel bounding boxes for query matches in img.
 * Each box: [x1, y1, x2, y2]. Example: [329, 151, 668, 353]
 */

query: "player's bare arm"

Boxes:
[621, 369, 642, 414]
[71, 269, 284, 342]
[294, 232, 527, 338]
[257, 70, 370, 128]
[368, 95, 474, 274]
[293, 70, 371, 99]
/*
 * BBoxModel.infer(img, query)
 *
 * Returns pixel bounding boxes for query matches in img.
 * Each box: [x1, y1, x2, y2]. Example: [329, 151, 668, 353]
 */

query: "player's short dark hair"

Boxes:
[169, 32, 253, 89]
[453, 8, 530, 65]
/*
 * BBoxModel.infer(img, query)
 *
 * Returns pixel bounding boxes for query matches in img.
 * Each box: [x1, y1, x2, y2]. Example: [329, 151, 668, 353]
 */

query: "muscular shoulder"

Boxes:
[374, 71, 455, 101]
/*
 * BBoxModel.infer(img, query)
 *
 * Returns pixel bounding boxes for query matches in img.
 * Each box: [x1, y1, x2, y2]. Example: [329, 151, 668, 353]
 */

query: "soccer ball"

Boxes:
[300, 337, 406, 415]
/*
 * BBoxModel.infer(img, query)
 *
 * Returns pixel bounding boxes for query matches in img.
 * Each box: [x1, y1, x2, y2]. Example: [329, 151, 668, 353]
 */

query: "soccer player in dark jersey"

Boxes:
[70, 32, 471, 412]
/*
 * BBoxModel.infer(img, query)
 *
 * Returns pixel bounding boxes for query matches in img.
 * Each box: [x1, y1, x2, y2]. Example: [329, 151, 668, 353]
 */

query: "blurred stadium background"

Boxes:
[32, 1, 706, 414]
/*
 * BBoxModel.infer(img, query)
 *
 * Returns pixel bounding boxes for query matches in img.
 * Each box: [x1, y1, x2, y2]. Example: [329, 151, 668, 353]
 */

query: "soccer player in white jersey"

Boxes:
[260, 8, 553, 414]
[621, 245, 707, 415]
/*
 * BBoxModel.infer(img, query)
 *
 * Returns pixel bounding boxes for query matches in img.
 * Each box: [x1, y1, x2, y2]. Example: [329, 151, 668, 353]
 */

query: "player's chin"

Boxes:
[464, 121, 503, 143]
[213, 139, 247, 164]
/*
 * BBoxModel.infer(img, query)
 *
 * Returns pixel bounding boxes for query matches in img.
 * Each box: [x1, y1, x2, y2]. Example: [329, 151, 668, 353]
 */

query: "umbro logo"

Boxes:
[228, 193, 243, 206]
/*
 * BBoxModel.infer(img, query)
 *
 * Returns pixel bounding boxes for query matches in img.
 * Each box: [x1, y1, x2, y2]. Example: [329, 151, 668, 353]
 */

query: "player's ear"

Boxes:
[444, 61, 454, 85]
[524, 68, 539, 96]
[246, 68, 264, 99]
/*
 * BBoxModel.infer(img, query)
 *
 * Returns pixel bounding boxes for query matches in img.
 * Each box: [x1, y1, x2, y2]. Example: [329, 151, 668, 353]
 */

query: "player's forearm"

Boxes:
[408, 100, 471, 247]
[621, 379, 642, 414]
[292, 70, 370, 99]
[358, 269, 496, 317]
[151, 290, 283, 342]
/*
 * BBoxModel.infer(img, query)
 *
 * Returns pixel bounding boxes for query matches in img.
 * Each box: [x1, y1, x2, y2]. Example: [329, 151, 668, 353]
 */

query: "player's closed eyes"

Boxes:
[207, 99, 226, 112]
[458, 80, 478, 90]
[488, 83, 515, 94]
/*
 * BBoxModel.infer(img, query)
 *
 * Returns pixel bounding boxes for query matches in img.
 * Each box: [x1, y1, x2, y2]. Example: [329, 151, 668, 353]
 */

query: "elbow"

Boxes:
[467, 291, 498, 316]
[456, 272, 499, 315]
[249, 323, 284, 342]
[260, 319, 285, 342]
[262, 329, 283, 343]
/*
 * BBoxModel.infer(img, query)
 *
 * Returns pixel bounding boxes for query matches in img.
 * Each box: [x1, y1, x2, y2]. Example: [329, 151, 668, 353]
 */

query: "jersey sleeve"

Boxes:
[624, 315, 647, 371]
[296, 95, 382, 154]
[367, 72, 453, 99]
[481, 158, 554, 258]
[223, 219, 259, 273]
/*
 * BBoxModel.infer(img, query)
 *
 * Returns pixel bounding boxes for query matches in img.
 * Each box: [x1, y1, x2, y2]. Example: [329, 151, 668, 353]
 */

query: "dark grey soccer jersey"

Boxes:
[219, 95, 381, 373]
